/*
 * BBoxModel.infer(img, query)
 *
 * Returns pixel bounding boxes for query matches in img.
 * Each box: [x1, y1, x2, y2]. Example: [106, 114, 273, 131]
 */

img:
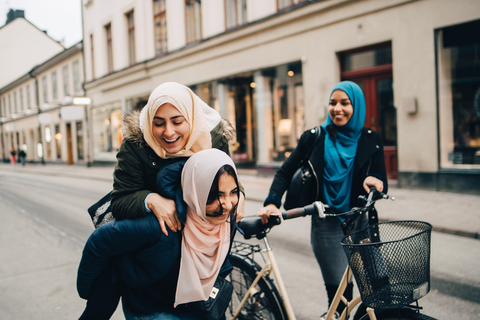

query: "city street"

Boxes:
[0, 164, 479, 319]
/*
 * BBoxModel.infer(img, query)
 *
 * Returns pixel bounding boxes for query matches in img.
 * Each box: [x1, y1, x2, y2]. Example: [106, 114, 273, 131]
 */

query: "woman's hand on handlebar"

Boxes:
[147, 193, 181, 236]
[258, 204, 281, 224]
[363, 176, 384, 193]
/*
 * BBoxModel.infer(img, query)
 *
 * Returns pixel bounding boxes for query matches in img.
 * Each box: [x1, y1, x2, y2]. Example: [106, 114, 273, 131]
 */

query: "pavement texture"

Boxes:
[2, 162, 479, 240]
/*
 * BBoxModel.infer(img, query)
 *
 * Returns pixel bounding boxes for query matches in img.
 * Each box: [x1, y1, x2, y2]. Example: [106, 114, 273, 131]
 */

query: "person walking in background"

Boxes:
[258, 81, 388, 319]
[18, 149, 26, 166]
[10, 147, 16, 166]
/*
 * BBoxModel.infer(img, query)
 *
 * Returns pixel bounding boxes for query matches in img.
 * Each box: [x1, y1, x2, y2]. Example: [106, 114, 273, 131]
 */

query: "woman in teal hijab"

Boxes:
[259, 81, 387, 319]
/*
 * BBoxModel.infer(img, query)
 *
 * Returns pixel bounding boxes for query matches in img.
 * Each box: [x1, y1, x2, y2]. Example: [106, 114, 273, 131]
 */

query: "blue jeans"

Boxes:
[310, 214, 367, 286]
[123, 304, 200, 320]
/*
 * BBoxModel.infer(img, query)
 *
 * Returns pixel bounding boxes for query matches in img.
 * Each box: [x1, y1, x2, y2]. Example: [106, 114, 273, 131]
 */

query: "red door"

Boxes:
[342, 66, 398, 179]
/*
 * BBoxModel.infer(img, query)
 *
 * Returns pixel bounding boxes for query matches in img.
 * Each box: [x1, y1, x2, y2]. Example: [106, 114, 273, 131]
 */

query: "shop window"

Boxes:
[76, 121, 84, 160]
[185, 0, 202, 43]
[55, 125, 62, 159]
[437, 20, 480, 167]
[91, 103, 122, 160]
[271, 61, 304, 161]
[226, 0, 247, 29]
[126, 10, 136, 65]
[45, 126, 52, 159]
[153, 0, 167, 55]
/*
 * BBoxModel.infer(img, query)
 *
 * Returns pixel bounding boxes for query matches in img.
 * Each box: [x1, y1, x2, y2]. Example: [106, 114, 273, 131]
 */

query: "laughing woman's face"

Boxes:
[328, 89, 354, 127]
[152, 103, 191, 154]
[205, 173, 239, 226]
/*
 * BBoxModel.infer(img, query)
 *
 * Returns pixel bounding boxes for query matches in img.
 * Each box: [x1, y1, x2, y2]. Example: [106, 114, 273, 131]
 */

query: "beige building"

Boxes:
[0, 42, 87, 165]
[82, 0, 480, 193]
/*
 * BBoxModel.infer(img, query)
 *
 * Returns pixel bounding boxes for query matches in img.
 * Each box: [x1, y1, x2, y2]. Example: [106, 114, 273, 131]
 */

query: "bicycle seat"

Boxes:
[237, 215, 281, 240]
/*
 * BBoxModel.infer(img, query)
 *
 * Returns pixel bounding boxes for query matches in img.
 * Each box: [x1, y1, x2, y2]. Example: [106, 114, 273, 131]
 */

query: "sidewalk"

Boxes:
[1, 162, 479, 239]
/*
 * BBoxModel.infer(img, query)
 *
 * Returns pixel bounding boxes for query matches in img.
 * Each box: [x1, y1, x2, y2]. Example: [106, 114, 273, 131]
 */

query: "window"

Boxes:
[13, 91, 17, 113]
[26, 84, 31, 109]
[62, 65, 69, 96]
[226, 0, 247, 29]
[277, 0, 307, 10]
[73, 60, 81, 92]
[105, 23, 113, 73]
[185, 0, 202, 43]
[0, 97, 3, 117]
[126, 11, 136, 65]
[51, 71, 58, 100]
[34, 81, 39, 107]
[90, 34, 95, 79]
[8, 94, 11, 114]
[437, 20, 480, 167]
[153, 0, 167, 55]
[19, 88, 24, 111]
[42, 76, 48, 103]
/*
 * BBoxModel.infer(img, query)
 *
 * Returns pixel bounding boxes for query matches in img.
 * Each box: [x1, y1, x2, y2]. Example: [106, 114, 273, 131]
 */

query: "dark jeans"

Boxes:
[79, 262, 123, 320]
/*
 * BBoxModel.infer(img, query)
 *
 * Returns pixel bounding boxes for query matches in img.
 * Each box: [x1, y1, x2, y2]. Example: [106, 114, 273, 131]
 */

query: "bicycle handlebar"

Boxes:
[281, 187, 391, 221]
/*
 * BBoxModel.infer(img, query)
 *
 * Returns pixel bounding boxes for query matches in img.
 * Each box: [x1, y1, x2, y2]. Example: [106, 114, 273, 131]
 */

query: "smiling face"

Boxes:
[205, 171, 239, 226]
[152, 103, 191, 154]
[328, 89, 354, 127]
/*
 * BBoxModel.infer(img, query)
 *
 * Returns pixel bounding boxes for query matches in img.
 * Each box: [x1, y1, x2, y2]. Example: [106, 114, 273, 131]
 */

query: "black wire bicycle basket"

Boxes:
[341, 220, 432, 309]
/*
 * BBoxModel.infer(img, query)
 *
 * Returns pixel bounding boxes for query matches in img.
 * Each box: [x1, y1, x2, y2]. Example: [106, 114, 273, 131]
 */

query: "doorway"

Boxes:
[340, 44, 398, 179]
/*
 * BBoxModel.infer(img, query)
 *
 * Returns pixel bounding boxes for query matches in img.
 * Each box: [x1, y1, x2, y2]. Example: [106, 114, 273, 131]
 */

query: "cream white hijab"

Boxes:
[174, 148, 236, 307]
[141, 82, 212, 159]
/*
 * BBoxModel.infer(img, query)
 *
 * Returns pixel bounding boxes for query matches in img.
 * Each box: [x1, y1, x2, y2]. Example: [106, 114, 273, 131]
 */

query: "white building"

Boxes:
[0, 41, 87, 165]
[0, 15, 64, 88]
[81, 0, 480, 193]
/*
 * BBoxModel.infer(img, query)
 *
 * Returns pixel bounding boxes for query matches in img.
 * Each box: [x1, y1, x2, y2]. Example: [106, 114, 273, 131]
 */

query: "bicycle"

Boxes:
[226, 188, 436, 320]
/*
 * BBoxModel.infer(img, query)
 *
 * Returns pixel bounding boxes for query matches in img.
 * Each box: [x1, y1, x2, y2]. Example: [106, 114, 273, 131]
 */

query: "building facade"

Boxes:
[81, 0, 480, 193]
[0, 42, 87, 165]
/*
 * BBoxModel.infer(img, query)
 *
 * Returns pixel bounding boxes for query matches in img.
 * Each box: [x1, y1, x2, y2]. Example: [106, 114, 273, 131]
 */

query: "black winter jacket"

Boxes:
[111, 110, 235, 220]
[265, 127, 388, 209]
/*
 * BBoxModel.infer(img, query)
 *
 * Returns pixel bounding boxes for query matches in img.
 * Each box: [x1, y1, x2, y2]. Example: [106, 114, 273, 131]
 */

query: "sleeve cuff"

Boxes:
[263, 194, 282, 209]
[144, 193, 153, 213]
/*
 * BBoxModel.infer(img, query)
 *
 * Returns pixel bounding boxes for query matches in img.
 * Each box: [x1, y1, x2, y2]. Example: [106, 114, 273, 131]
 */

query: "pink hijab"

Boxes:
[174, 149, 236, 306]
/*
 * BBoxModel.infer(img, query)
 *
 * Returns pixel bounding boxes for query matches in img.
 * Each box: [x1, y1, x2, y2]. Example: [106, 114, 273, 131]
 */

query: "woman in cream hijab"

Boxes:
[110, 82, 244, 234]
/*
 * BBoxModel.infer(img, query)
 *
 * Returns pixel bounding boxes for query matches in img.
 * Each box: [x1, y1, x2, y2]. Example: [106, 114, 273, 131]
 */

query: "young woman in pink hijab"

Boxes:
[78, 148, 239, 319]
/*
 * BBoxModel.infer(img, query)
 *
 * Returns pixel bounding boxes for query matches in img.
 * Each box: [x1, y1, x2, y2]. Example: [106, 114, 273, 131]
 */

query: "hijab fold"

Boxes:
[321, 81, 366, 212]
[141, 82, 212, 159]
[174, 149, 236, 307]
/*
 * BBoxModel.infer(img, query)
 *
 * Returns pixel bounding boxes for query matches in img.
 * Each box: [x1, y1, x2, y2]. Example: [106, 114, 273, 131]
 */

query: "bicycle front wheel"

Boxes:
[358, 308, 437, 320]
[226, 253, 287, 320]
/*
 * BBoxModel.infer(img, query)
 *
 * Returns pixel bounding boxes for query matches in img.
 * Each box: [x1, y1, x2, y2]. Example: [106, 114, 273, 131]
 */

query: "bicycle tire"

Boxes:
[358, 308, 437, 320]
[226, 253, 287, 320]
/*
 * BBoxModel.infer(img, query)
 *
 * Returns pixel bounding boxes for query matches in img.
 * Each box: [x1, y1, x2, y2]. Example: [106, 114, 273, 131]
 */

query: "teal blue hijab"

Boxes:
[321, 81, 366, 212]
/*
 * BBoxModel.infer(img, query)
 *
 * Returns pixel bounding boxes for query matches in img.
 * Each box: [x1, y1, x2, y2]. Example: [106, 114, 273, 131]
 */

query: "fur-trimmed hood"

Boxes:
[122, 109, 236, 148]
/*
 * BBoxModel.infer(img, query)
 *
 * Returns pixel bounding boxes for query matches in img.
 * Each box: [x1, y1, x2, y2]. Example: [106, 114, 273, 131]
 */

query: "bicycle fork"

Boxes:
[232, 237, 297, 320]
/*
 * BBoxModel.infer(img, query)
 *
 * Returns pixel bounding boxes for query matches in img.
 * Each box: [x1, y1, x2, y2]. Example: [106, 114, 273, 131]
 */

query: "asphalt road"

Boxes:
[0, 167, 479, 319]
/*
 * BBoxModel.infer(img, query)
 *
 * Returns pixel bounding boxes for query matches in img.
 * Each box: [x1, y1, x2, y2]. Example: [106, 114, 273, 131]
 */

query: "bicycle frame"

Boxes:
[231, 236, 296, 320]
[231, 235, 365, 320]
